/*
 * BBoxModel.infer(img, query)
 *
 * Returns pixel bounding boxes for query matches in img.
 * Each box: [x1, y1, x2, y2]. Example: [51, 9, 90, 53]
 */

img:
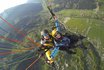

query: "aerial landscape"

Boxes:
[0, 0, 104, 70]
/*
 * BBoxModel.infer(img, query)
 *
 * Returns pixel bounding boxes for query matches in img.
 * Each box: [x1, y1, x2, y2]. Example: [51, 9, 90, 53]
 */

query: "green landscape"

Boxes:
[0, 0, 104, 70]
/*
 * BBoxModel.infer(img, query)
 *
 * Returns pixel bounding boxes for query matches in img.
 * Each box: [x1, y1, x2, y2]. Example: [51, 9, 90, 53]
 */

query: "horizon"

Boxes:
[0, 0, 41, 14]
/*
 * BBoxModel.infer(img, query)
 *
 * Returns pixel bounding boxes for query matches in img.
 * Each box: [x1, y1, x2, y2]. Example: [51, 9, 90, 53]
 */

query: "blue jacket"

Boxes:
[55, 20, 61, 32]
[54, 19, 70, 47]
[50, 19, 70, 59]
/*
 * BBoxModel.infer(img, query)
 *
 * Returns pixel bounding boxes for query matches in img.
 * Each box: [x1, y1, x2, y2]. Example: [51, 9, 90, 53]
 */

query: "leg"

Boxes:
[45, 50, 54, 64]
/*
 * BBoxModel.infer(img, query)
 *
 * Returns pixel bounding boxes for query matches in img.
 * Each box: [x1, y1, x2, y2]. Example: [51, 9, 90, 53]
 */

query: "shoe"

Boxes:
[46, 60, 54, 65]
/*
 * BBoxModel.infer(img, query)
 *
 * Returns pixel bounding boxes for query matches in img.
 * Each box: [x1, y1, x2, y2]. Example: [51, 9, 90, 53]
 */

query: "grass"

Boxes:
[58, 8, 104, 70]
[65, 18, 104, 47]
[58, 9, 104, 21]
[58, 9, 95, 17]
[51, 4, 104, 69]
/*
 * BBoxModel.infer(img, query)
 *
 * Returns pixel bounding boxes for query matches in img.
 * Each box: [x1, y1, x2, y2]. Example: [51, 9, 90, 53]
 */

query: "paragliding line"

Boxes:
[0, 16, 41, 49]
[0, 26, 8, 33]
[0, 36, 22, 44]
[25, 54, 44, 70]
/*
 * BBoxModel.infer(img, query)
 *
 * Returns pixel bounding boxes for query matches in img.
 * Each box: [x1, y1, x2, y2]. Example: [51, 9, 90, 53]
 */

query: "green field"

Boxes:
[57, 9, 104, 70]
[66, 18, 104, 46]
[57, 9, 104, 47]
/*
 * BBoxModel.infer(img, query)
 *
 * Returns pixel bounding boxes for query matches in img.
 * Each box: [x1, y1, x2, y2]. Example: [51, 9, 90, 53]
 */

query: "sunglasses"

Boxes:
[42, 33, 49, 37]
[54, 32, 61, 37]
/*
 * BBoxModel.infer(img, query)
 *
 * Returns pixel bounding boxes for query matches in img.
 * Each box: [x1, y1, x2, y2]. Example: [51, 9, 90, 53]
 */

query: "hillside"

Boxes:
[54, 0, 104, 70]
[53, 0, 96, 11]
[0, 3, 42, 35]
[0, 0, 104, 70]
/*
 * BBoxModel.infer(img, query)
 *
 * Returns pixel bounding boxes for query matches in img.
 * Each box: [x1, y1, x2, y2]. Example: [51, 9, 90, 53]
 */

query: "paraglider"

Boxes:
[0, 1, 87, 70]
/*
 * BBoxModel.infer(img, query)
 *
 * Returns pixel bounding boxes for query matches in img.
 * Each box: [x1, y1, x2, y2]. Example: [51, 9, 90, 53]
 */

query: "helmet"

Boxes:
[41, 29, 49, 36]
[51, 29, 57, 38]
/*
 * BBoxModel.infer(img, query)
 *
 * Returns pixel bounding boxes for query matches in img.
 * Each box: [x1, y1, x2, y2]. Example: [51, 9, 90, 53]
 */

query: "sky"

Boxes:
[0, 0, 41, 13]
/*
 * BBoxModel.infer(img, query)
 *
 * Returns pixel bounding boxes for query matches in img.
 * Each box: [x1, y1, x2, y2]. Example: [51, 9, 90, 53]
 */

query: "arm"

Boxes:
[55, 19, 61, 32]
[38, 39, 46, 51]
[47, 6, 61, 32]
[54, 40, 64, 47]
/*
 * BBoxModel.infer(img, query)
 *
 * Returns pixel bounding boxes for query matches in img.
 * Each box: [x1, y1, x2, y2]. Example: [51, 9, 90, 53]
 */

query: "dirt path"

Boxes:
[64, 17, 71, 23]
